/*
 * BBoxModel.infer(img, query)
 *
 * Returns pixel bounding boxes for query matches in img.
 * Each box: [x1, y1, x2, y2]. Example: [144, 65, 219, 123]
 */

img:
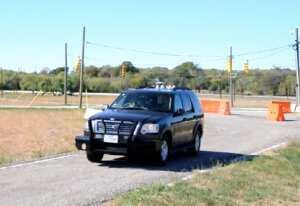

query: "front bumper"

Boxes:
[75, 134, 161, 155]
[75, 135, 90, 151]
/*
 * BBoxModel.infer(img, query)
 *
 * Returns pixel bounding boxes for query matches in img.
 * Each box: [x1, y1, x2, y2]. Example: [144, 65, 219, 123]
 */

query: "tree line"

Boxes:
[0, 61, 297, 96]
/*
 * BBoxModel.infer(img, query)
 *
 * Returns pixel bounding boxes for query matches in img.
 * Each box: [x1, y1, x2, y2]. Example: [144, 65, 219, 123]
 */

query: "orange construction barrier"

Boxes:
[271, 101, 291, 113]
[219, 101, 231, 115]
[200, 99, 231, 115]
[267, 103, 285, 121]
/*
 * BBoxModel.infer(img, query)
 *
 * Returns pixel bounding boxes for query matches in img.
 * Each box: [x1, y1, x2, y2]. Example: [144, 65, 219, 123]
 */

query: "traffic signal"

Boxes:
[120, 64, 127, 79]
[75, 56, 81, 73]
[243, 61, 249, 74]
[227, 57, 233, 73]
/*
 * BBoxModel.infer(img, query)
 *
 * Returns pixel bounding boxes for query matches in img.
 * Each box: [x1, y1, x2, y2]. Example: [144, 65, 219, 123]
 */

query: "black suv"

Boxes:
[75, 87, 204, 164]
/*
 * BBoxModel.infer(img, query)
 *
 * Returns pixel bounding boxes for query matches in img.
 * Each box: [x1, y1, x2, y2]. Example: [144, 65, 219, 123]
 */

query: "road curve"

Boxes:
[0, 111, 300, 206]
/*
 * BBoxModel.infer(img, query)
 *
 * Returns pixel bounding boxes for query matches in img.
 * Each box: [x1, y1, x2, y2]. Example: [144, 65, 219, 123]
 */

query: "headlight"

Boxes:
[140, 123, 159, 135]
[84, 121, 89, 131]
[91, 120, 105, 133]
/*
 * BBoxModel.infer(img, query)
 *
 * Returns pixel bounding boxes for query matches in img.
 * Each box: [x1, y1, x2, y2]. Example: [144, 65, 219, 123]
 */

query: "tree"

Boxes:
[20, 75, 40, 93]
[172, 62, 199, 87]
[40, 67, 50, 75]
[121, 61, 139, 73]
[85, 65, 99, 77]
[49, 67, 65, 75]
[52, 73, 64, 93]
[1, 63, 297, 96]
[38, 76, 53, 93]
[4, 73, 21, 90]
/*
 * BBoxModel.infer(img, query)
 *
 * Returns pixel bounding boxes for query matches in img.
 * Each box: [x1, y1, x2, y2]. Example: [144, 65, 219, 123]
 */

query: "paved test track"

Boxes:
[0, 110, 300, 206]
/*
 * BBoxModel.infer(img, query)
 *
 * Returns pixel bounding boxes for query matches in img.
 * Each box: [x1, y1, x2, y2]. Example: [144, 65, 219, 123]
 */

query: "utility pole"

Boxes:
[0, 67, 3, 97]
[295, 28, 300, 106]
[64, 43, 68, 105]
[79, 26, 85, 109]
[228, 46, 234, 107]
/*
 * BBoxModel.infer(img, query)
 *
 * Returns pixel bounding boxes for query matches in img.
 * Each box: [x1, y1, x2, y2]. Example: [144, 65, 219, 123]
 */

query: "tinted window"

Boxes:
[111, 92, 172, 112]
[188, 91, 201, 114]
[180, 93, 193, 112]
[173, 94, 183, 112]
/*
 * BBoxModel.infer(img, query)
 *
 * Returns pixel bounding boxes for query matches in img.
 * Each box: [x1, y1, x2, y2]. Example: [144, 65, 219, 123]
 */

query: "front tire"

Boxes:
[86, 150, 104, 163]
[157, 138, 170, 165]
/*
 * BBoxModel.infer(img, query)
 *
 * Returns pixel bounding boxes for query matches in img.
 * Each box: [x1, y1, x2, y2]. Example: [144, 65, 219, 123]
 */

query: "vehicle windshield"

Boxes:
[110, 92, 172, 112]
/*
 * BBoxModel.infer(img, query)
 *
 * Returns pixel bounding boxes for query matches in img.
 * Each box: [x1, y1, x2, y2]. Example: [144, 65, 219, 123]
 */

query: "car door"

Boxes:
[180, 93, 196, 144]
[171, 94, 186, 147]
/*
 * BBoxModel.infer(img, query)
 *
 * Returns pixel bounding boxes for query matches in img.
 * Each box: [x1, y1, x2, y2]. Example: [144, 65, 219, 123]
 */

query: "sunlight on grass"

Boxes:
[115, 142, 300, 206]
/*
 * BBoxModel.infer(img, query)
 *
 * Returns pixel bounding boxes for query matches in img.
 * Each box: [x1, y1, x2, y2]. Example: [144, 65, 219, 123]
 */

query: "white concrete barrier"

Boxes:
[291, 104, 300, 112]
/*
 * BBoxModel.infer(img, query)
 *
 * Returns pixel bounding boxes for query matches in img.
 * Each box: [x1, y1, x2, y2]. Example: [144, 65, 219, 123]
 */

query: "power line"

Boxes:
[247, 47, 291, 62]
[235, 44, 292, 57]
[86, 41, 224, 59]
[86, 40, 293, 60]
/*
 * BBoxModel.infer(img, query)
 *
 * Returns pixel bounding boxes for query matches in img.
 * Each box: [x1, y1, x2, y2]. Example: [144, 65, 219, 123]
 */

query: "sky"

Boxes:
[0, 0, 299, 72]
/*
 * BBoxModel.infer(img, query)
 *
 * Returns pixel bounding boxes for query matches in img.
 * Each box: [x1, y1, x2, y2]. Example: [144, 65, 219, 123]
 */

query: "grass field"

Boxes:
[0, 92, 294, 108]
[0, 93, 117, 107]
[0, 109, 84, 165]
[114, 143, 300, 206]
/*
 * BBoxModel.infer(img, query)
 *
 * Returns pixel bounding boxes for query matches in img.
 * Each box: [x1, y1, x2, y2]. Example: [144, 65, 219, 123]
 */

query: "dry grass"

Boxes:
[0, 109, 84, 164]
[0, 93, 294, 108]
[0, 93, 117, 107]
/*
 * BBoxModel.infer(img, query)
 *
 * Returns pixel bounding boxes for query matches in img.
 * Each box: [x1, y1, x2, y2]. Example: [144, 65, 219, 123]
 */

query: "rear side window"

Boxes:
[180, 93, 193, 113]
[188, 91, 201, 114]
[173, 94, 183, 112]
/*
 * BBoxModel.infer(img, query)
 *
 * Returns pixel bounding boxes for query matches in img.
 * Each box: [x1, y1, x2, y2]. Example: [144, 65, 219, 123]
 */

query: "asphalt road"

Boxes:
[1, 110, 300, 206]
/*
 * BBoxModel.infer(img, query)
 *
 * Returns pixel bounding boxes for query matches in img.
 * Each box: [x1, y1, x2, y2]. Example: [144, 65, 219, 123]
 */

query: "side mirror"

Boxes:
[99, 104, 109, 111]
[174, 108, 184, 116]
[103, 104, 109, 110]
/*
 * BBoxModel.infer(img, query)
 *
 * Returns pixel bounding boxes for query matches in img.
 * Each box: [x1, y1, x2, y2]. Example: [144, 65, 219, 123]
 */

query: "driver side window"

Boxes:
[174, 94, 183, 113]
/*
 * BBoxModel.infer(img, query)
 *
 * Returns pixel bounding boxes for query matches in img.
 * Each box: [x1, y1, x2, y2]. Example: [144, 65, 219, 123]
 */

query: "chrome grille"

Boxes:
[100, 120, 136, 135]
[119, 124, 135, 135]
[104, 122, 120, 134]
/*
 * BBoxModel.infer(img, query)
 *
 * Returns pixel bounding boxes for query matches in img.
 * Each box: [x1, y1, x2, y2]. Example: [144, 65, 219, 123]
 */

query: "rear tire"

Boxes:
[86, 150, 104, 163]
[188, 129, 202, 156]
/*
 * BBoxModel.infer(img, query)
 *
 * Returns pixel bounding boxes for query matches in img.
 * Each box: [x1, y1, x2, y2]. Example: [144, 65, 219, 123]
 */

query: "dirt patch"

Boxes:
[0, 94, 117, 107]
[0, 109, 84, 164]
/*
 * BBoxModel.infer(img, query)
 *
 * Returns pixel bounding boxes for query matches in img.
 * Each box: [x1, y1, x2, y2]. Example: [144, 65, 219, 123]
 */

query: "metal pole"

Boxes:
[229, 46, 234, 107]
[0, 67, 3, 97]
[64, 43, 68, 105]
[79, 26, 86, 109]
[295, 28, 300, 106]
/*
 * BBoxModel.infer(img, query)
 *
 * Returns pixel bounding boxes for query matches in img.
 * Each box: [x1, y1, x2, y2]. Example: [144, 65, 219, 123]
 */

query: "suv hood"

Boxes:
[89, 109, 168, 123]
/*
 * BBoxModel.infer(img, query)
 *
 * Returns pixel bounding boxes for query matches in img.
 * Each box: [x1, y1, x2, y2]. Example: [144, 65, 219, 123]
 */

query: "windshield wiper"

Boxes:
[122, 107, 147, 111]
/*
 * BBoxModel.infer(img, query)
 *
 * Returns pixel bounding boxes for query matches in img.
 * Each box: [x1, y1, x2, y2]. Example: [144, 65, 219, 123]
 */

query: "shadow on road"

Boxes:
[97, 151, 255, 172]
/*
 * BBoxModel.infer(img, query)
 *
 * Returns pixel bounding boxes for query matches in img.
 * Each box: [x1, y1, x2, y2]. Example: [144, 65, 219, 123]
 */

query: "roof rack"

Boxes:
[172, 87, 191, 91]
[137, 86, 155, 89]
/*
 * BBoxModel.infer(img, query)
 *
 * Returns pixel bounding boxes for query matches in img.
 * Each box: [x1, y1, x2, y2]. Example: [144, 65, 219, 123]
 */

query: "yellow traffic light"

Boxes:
[227, 57, 233, 73]
[243, 61, 249, 74]
[75, 56, 81, 73]
[120, 64, 127, 79]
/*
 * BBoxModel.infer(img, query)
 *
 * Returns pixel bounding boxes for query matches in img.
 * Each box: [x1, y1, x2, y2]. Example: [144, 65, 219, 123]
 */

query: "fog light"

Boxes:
[81, 143, 86, 150]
